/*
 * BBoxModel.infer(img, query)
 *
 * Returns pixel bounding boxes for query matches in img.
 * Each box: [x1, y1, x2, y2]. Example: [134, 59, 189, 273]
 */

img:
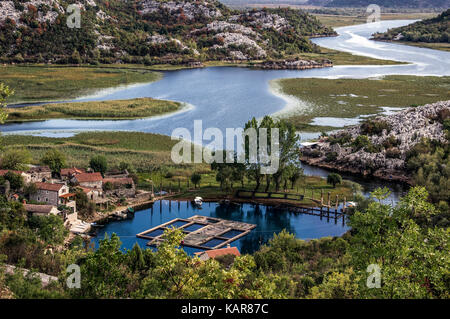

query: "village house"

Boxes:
[23, 204, 60, 217]
[30, 182, 76, 213]
[27, 166, 52, 182]
[77, 186, 103, 201]
[103, 177, 136, 197]
[61, 167, 86, 180]
[194, 246, 240, 261]
[71, 172, 103, 189]
[0, 169, 32, 184]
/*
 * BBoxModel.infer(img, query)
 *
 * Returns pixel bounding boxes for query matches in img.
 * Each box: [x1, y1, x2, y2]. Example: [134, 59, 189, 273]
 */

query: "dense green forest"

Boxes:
[0, 0, 336, 64]
[373, 9, 450, 43]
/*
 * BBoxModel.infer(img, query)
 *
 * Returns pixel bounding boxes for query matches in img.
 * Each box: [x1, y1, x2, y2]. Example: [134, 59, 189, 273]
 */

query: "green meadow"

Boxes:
[1, 65, 161, 103]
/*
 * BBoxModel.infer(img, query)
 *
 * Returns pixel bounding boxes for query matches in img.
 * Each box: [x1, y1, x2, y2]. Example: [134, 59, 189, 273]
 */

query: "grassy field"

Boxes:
[275, 75, 450, 130]
[299, 46, 404, 65]
[2, 131, 354, 203]
[6, 98, 182, 121]
[314, 12, 437, 28]
[0, 65, 161, 103]
[375, 40, 450, 52]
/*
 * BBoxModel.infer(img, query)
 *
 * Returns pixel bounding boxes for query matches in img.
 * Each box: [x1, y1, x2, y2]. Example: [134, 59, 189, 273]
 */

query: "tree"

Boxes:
[327, 173, 342, 188]
[288, 165, 304, 189]
[70, 49, 82, 64]
[89, 155, 107, 176]
[3, 171, 24, 191]
[0, 149, 32, 170]
[190, 172, 201, 189]
[41, 149, 66, 175]
[347, 187, 450, 299]
[0, 83, 14, 124]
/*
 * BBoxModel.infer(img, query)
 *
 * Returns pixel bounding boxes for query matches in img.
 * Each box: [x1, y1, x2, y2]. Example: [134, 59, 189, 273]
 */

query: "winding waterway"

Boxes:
[3, 20, 450, 138]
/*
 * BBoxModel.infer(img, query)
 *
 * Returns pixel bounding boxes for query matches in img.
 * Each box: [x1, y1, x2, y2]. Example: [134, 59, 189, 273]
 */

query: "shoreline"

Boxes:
[5, 101, 194, 124]
[300, 155, 413, 185]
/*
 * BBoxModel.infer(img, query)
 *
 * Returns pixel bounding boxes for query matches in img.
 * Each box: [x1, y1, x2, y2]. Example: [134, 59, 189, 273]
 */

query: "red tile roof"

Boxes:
[195, 247, 241, 259]
[61, 167, 86, 176]
[24, 204, 58, 214]
[74, 173, 103, 183]
[59, 193, 76, 199]
[35, 182, 66, 192]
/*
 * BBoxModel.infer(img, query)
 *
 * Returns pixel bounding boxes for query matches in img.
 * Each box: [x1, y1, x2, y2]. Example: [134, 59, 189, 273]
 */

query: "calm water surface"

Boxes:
[92, 200, 350, 254]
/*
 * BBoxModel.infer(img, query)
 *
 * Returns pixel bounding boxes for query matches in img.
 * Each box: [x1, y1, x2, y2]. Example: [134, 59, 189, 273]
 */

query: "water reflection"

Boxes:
[92, 200, 350, 255]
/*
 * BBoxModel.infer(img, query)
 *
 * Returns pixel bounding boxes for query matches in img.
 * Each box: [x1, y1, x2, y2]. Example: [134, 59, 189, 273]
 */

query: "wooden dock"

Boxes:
[136, 215, 256, 250]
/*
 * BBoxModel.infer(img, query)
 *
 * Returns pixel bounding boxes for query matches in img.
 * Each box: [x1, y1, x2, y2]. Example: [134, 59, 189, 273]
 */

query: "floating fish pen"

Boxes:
[136, 215, 256, 250]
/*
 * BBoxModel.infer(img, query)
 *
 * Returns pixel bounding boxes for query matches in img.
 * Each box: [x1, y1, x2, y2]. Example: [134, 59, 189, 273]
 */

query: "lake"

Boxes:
[92, 200, 350, 254]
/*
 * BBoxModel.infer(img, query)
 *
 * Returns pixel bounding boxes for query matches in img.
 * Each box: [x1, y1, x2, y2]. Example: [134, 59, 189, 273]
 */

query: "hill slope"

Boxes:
[0, 0, 336, 65]
[313, 0, 450, 8]
[372, 9, 450, 43]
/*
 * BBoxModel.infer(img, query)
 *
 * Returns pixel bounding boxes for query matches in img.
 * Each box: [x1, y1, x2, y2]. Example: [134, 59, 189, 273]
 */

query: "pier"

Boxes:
[136, 215, 256, 250]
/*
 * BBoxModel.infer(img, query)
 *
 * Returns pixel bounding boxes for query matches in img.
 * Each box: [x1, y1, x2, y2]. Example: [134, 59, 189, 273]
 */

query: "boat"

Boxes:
[346, 201, 357, 208]
[193, 196, 203, 206]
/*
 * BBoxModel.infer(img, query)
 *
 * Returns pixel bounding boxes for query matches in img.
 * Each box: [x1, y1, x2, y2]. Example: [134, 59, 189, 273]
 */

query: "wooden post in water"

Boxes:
[335, 195, 339, 211]
[343, 197, 347, 213]
[311, 189, 314, 201]
[320, 190, 323, 206]
[169, 200, 171, 212]
[327, 192, 330, 207]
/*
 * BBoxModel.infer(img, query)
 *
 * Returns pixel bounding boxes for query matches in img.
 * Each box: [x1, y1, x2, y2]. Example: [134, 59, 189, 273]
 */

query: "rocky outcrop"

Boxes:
[139, 0, 222, 20]
[253, 58, 333, 70]
[301, 100, 450, 183]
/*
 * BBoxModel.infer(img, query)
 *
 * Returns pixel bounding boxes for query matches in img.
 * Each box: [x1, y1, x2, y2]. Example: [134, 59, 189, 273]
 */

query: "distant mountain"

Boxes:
[314, 0, 450, 8]
[372, 9, 450, 43]
[0, 0, 335, 65]
[220, 0, 450, 9]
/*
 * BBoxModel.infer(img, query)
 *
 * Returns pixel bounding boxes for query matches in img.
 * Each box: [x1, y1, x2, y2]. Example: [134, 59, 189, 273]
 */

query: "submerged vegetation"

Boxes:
[275, 75, 450, 130]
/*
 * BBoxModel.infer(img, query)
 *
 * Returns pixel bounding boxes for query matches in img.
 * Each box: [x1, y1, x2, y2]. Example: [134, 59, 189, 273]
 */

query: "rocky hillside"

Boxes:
[0, 0, 336, 65]
[311, 0, 450, 8]
[301, 100, 450, 183]
[372, 9, 450, 43]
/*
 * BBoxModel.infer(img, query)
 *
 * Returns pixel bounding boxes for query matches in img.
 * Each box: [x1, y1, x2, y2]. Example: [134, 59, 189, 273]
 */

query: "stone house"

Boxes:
[78, 186, 103, 201]
[30, 182, 76, 213]
[103, 177, 136, 197]
[0, 170, 32, 184]
[23, 204, 60, 217]
[27, 166, 52, 182]
[71, 172, 103, 189]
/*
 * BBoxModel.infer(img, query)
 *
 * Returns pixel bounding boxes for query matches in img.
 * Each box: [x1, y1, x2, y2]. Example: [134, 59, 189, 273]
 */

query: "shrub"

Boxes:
[360, 119, 391, 136]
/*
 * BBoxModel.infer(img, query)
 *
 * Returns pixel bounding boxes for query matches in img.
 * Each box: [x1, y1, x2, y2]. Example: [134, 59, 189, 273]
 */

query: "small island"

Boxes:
[6, 98, 183, 121]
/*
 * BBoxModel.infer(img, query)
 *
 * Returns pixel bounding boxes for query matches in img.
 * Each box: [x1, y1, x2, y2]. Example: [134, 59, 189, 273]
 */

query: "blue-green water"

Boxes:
[92, 200, 350, 254]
